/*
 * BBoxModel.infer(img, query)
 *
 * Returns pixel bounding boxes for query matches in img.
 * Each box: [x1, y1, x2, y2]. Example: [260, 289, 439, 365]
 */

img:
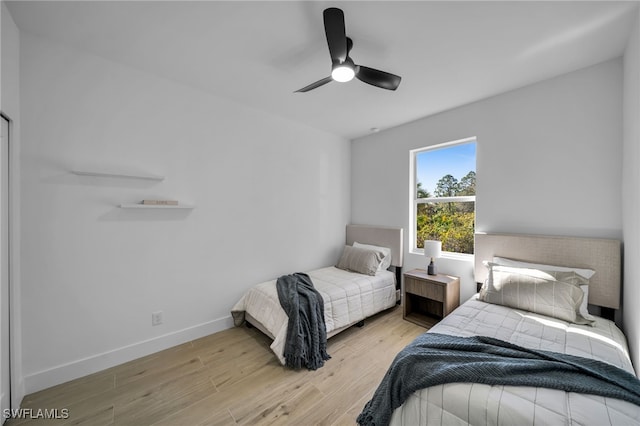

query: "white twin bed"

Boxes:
[231, 224, 404, 365]
[389, 298, 637, 425]
[385, 233, 639, 426]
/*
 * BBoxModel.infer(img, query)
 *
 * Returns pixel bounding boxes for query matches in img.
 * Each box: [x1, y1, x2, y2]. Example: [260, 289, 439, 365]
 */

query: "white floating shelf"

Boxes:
[119, 203, 195, 209]
[72, 170, 165, 181]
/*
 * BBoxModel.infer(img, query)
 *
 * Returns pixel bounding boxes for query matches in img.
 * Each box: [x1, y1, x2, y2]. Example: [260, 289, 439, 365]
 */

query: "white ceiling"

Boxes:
[5, 1, 639, 139]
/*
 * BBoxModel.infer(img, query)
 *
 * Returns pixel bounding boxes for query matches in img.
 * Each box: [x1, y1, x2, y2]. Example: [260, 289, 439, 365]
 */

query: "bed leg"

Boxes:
[356, 320, 365, 327]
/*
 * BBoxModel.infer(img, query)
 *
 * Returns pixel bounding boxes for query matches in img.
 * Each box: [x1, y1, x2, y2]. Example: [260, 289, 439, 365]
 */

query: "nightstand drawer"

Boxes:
[403, 270, 460, 326]
[405, 277, 444, 302]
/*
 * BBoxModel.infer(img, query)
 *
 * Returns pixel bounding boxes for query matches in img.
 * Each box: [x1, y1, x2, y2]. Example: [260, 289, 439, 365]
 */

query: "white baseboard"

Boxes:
[23, 315, 234, 395]
[11, 378, 24, 409]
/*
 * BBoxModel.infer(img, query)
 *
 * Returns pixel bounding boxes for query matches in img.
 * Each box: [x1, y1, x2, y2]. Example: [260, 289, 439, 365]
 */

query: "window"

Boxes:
[410, 138, 476, 255]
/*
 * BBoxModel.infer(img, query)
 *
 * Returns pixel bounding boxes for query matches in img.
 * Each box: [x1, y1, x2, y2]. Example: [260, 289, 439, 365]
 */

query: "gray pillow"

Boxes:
[353, 242, 392, 271]
[491, 257, 596, 320]
[336, 245, 384, 276]
[479, 262, 594, 325]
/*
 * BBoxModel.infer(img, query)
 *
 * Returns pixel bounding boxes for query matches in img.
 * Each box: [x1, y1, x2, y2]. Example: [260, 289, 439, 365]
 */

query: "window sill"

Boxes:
[410, 249, 474, 262]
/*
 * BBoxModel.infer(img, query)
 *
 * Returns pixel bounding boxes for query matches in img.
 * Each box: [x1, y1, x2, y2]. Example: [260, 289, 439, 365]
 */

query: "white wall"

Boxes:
[19, 33, 350, 393]
[352, 59, 623, 303]
[623, 8, 640, 376]
[1, 1, 24, 407]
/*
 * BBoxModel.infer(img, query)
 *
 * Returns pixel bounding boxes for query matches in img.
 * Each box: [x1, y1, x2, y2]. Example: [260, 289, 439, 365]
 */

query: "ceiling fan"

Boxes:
[295, 7, 401, 93]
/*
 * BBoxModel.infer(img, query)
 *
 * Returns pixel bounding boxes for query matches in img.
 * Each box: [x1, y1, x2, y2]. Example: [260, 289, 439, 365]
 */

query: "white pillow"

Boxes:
[492, 256, 595, 320]
[354, 242, 392, 271]
[480, 262, 594, 325]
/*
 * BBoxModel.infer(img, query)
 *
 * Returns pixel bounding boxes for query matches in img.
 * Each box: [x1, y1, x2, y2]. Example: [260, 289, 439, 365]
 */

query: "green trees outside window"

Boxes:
[416, 171, 475, 254]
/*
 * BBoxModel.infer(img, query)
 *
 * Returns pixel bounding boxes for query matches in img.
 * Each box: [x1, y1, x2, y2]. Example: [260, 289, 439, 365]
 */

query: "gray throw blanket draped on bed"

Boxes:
[276, 272, 330, 370]
[357, 332, 640, 426]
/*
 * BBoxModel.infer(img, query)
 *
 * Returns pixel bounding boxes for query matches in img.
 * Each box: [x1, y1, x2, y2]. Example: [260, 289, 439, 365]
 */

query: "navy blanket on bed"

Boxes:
[276, 272, 330, 370]
[357, 332, 640, 426]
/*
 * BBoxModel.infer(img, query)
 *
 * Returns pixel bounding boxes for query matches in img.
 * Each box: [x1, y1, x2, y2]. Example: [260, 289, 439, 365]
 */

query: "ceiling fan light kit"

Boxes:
[295, 7, 401, 93]
[331, 61, 355, 82]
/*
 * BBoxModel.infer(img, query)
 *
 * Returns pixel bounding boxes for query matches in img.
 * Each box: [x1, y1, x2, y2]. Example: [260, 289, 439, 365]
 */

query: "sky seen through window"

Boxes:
[416, 142, 476, 195]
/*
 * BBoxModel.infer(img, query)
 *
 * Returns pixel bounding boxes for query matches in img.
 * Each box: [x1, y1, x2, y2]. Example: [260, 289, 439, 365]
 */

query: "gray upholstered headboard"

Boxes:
[346, 224, 403, 267]
[475, 233, 621, 309]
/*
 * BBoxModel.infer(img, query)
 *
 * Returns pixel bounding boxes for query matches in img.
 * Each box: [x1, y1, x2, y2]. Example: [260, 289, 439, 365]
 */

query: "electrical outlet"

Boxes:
[152, 311, 163, 326]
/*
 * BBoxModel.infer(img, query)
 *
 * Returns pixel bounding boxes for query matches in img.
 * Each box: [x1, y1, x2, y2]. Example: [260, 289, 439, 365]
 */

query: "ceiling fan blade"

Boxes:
[323, 8, 347, 63]
[294, 76, 333, 93]
[356, 66, 401, 91]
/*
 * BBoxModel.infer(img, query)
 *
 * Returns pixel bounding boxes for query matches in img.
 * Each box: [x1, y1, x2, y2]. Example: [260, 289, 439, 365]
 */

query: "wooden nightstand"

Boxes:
[403, 269, 460, 327]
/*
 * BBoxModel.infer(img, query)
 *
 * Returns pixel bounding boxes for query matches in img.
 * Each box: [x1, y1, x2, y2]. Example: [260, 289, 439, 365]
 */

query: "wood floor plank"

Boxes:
[234, 381, 324, 425]
[288, 362, 388, 426]
[21, 371, 116, 410]
[197, 330, 272, 367]
[114, 379, 215, 426]
[310, 344, 379, 396]
[115, 354, 204, 388]
[154, 360, 304, 425]
[226, 368, 312, 421]
[190, 325, 261, 351]
[332, 387, 378, 426]
[38, 358, 212, 426]
[8, 308, 427, 426]
[196, 410, 237, 426]
[113, 366, 216, 424]
[62, 405, 115, 426]
[114, 343, 197, 387]
[205, 349, 277, 390]
[150, 403, 230, 426]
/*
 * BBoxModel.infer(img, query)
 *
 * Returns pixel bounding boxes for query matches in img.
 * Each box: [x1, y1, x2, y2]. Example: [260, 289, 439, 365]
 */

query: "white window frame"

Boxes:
[409, 137, 476, 257]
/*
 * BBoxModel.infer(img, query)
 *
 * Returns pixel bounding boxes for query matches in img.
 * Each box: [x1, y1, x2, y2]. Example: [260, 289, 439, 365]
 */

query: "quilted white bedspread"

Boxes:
[390, 296, 639, 426]
[231, 266, 396, 364]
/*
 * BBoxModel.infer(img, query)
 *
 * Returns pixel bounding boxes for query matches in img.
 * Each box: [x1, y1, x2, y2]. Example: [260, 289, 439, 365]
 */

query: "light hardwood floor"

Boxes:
[7, 306, 432, 426]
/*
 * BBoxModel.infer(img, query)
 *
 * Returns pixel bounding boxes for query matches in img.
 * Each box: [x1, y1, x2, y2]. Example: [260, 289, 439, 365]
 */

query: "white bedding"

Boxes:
[390, 296, 639, 426]
[231, 266, 396, 364]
